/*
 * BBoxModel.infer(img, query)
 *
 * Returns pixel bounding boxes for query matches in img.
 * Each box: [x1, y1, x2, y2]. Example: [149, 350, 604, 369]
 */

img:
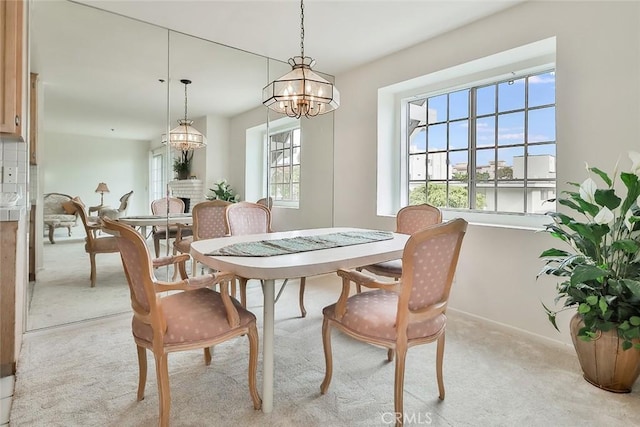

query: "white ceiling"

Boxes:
[31, 0, 525, 141]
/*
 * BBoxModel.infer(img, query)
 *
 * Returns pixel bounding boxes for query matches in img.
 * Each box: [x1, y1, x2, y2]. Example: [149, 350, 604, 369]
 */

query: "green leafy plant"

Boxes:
[172, 150, 193, 178]
[538, 151, 640, 350]
[207, 180, 240, 202]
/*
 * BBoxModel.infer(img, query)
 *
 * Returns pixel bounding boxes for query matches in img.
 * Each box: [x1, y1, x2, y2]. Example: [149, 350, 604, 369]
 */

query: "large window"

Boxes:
[407, 70, 556, 215]
[268, 127, 301, 203]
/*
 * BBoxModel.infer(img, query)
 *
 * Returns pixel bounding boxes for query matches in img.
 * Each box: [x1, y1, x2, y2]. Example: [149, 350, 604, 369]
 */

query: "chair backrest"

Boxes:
[100, 217, 161, 330]
[71, 199, 97, 249]
[151, 197, 185, 231]
[192, 200, 231, 241]
[118, 191, 134, 212]
[398, 218, 467, 317]
[396, 204, 442, 235]
[225, 202, 271, 236]
[151, 197, 185, 216]
[256, 197, 273, 210]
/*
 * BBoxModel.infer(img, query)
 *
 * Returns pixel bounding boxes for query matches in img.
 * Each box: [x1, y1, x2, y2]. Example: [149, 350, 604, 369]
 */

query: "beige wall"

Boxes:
[333, 1, 640, 346]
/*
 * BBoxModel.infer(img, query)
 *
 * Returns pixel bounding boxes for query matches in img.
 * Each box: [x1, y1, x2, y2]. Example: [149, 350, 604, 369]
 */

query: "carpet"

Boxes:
[12, 274, 640, 426]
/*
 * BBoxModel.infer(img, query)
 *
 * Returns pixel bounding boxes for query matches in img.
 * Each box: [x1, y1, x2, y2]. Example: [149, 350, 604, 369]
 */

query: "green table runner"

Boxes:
[206, 230, 394, 257]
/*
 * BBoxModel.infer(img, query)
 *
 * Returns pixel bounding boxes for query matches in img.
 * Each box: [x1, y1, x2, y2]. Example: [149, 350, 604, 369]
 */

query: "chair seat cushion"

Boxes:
[132, 287, 255, 346]
[323, 289, 445, 342]
[174, 236, 193, 253]
[90, 236, 119, 252]
[362, 259, 402, 278]
[153, 228, 193, 239]
[44, 214, 77, 225]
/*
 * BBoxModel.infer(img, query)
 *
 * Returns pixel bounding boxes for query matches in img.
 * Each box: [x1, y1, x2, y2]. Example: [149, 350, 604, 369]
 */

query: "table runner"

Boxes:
[206, 230, 394, 257]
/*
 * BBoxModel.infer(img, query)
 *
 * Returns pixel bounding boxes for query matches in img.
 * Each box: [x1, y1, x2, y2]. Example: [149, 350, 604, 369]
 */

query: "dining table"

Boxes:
[117, 213, 193, 239]
[190, 227, 410, 413]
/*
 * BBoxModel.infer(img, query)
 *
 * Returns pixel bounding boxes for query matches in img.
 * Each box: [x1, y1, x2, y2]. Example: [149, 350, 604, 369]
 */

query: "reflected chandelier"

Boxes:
[162, 79, 206, 150]
[262, 0, 340, 119]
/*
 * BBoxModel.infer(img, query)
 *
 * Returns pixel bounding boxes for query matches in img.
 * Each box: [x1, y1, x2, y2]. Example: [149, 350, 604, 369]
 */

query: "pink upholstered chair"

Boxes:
[174, 200, 231, 277]
[321, 218, 468, 426]
[225, 202, 307, 317]
[71, 199, 119, 287]
[150, 197, 193, 258]
[357, 204, 442, 289]
[101, 217, 261, 427]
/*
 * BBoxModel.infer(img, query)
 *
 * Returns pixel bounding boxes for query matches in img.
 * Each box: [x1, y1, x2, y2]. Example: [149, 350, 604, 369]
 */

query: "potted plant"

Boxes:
[206, 179, 240, 202]
[173, 149, 193, 180]
[538, 151, 640, 392]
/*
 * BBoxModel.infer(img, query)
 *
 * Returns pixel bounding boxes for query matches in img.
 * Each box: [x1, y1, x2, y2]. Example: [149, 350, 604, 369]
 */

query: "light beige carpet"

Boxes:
[11, 273, 639, 426]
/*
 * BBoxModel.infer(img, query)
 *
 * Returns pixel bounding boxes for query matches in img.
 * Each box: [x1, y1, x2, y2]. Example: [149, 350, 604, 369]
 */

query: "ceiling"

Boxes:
[31, 0, 525, 141]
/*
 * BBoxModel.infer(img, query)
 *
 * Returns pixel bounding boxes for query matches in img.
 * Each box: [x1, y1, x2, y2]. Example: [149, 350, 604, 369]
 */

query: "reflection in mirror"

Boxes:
[28, 0, 169, 331]
[166, 31, 267, 208]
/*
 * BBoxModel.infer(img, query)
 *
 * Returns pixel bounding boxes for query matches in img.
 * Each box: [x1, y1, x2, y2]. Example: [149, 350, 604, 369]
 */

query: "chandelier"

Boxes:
[162, 79, 206, 150]
[262, 0, 340, 119]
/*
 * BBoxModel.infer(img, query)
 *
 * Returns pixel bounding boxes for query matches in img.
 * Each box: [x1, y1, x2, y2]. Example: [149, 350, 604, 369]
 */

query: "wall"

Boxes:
[334, 1, 640, 346]
[41, 132, 150, 216]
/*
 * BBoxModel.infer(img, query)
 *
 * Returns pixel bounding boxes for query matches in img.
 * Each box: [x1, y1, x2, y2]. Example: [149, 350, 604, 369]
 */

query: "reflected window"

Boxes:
[150, 150, 166, 203]
[406, 70, 556, 214]
[268, 127, 301, 205]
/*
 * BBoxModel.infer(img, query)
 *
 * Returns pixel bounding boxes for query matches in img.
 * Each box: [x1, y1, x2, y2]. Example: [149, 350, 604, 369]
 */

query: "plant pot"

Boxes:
[176, 170, 189, 180]
[570, 313, 640, 393]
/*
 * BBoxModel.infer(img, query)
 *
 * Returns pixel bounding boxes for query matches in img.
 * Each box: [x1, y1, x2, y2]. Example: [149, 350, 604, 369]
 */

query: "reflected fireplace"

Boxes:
[168, 179, 205, 213]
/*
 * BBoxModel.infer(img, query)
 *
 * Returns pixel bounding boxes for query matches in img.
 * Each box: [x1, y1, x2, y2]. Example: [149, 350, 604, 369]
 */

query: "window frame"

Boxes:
[267, 125, 301, 208]
[402, 68, 556, 220]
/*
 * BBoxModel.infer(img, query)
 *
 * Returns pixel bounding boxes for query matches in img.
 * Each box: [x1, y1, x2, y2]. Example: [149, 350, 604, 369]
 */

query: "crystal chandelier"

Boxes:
[262, 0, 340, 119]
[162, 79, 206, 150]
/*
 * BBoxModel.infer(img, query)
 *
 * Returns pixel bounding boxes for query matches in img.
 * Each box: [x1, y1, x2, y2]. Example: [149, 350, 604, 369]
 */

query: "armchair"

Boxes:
[150, 197, 193, 258]
[43, 192, 79, 244]
[71, 200, 119, 287]
[225, 202, 307, 317]
[101, 217, 261, 426]
[320, 219, 467, 426]
[98, 190, 133, 220]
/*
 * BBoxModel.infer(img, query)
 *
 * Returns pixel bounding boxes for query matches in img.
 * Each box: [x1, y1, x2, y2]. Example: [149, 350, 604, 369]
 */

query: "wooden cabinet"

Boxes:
[1, 221, 19, 376]
[0, 0, 24, 139]
[30, 72, 38, 164]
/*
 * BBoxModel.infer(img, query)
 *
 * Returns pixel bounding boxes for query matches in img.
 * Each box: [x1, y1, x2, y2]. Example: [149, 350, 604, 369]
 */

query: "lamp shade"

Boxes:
[161, 119, 206, 151]
[263, 56, 339, 119]
[95, 182, 110, 194]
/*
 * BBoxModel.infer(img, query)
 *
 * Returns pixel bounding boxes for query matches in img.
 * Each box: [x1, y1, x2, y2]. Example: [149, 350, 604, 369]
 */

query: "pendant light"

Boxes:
[262, 0, 340, 119]
[162, 79, 206, 150]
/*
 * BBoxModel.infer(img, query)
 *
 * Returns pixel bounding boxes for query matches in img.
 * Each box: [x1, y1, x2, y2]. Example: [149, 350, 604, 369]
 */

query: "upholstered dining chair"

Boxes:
[256, 196, 273, 210]
[150, 197, 193, 258]
[174, 200, 231, 277]
[356, 204, 442, 291]
[320, 218, 468, 426]
[71, 200, 120, 287]
[101, 217, 261, 427]
[225, 201, 307, 317]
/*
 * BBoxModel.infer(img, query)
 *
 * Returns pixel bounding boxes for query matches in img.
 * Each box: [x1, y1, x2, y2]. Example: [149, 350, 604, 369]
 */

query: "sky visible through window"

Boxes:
[410, 71, 556, 169]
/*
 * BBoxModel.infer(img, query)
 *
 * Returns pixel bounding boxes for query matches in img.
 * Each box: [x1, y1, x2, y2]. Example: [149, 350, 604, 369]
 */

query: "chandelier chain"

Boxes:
[183, 83, 188, 121]
[300, 0, 305, 58]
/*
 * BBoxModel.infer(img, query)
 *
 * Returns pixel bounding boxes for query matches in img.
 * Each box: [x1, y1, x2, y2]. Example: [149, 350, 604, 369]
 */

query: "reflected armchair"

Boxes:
[174, 200, 231, 276]
[320, 219, 467, 426]
[101, 217, 261, 427]
[71, 200, 119, 287]
[99, 190, 133, 220]
[150, 197, 193, 258]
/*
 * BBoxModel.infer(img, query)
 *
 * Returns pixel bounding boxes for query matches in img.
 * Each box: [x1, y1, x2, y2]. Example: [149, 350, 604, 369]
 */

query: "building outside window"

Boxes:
[268, 127, 301, 204]
[406, 70, 556, 215]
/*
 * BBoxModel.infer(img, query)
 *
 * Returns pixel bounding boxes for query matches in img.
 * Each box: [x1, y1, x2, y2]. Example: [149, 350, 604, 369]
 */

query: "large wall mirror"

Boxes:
[27, 0, 334, 331]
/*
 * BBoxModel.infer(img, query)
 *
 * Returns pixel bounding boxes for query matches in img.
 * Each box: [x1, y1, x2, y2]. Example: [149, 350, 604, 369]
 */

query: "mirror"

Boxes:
[28, 0, 334, 331]
[27, 0, 268, 330]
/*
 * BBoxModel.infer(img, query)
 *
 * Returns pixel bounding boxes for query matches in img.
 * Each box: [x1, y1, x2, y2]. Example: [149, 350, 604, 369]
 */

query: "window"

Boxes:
[268, 127, 301, 203]
[150, 151, 166, 202]
[406, 70, 556, 215]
